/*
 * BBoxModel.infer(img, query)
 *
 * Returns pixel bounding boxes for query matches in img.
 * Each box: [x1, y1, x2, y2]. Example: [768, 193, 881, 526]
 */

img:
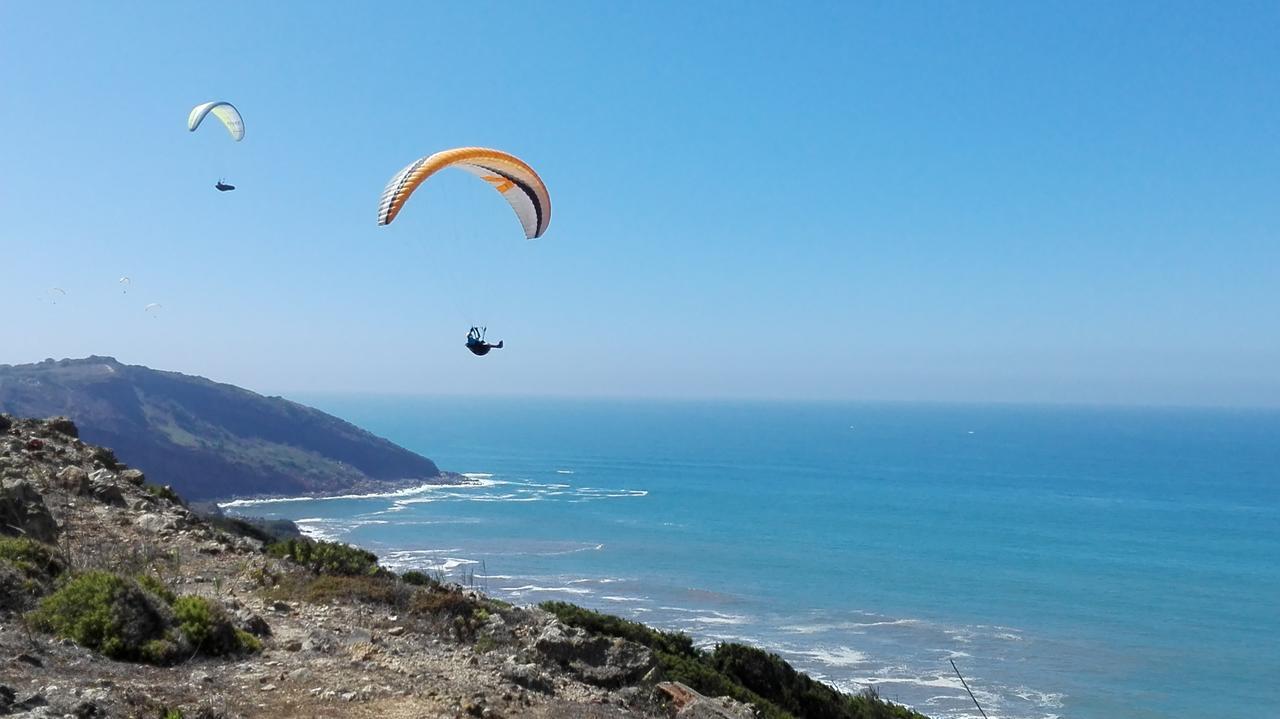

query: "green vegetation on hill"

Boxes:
[0, 537, 66, 610]
[541, 601, 927, 719]
[0, 536, 65, 581]
[267, 537, 384, 576]
[28, 570, 259, 664]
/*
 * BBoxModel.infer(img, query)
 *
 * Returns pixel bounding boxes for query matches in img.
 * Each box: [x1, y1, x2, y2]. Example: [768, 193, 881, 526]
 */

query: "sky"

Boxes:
[1, 2, 1277, 406]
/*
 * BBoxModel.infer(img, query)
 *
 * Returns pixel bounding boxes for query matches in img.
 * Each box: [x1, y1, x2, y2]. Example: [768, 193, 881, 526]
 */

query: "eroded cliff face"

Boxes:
[0, 357, 445, 500]
[0, 414, 755, 719]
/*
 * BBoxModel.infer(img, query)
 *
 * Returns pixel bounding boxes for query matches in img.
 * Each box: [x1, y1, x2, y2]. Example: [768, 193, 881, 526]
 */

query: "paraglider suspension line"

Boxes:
[949, 659, 988, 719]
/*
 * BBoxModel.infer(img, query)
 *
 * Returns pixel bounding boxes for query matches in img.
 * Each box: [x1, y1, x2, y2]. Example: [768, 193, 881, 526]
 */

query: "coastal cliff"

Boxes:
[0, 414, 928, 719]
[0, 357, 444, 500]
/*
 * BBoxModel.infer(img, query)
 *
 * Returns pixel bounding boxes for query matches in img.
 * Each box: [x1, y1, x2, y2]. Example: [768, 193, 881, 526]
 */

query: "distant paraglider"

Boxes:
[144, 303, 162, 316]
[47, 287, 66, 304]
[187, 101, 244, 141]
[118, 276, 130, 293]
[465, 327, 504, 356]
[189, 101, 243, 191]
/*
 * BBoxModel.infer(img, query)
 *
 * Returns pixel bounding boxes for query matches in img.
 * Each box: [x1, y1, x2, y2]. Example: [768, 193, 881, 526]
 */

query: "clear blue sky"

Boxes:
[2, 2, 1277, 405]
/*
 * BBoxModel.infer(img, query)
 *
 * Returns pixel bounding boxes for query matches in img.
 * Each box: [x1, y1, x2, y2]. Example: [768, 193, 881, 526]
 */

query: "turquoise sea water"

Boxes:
[224, 399, 1279, 719]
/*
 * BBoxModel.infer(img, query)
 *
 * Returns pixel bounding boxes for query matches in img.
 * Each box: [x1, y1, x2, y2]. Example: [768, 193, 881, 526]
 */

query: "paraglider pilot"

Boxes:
[215, 179, 235, 192]
[466, 326, 503, 356]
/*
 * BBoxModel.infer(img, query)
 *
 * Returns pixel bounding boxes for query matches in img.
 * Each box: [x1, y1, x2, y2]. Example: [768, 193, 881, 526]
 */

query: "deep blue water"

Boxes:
[224, 399, 1279, 719]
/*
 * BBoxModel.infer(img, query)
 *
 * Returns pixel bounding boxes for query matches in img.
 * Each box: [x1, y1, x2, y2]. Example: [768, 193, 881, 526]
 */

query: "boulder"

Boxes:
[657, 682, 757, 719]
[500, 658, 555, 694]
[118, 469, 146, 486]
[0, 480, 58, 542]
[534, 621, 655, 687]
[90, 447, 119, 470]
[46, 417, 78, 438]
[135, 513, 176, 534]
[234, 608, 272, 637]
[90, 481, 126, 507]
[56, 466, 91, 495]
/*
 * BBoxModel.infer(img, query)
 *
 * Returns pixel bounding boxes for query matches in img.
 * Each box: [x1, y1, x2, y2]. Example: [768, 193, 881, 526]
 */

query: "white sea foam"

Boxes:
[294, 520, 340, 541]
[379, 548, 478, 573]
[688, 615, 749, 625]
[851, 674, 966, 691]
[555, 470, 575, 475]
[433, 557, 479, 572]
[659, 607, 750, 625]
[601, 595, 649, 603]
[533, 544, 604, 556]
[795, 646, 870, 667]
[780, 618, 921, 634]
[382, 549, 462, 560]
[500, 585, 594, 595]
[1012, 686, 1065, 708]
[218, 479, 479, 508]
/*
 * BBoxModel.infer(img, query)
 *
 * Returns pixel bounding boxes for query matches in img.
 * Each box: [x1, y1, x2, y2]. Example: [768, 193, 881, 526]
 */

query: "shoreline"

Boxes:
[214, 471, 481, 507]
[220, 497, 1048, 719]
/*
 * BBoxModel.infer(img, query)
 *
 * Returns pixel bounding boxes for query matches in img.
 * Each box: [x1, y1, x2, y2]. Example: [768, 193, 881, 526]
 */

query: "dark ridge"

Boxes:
[0, 356, 442, 500]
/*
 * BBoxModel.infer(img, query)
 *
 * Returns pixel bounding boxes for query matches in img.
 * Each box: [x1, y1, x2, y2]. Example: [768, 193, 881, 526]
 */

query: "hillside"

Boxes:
[0, 356, 444, 500]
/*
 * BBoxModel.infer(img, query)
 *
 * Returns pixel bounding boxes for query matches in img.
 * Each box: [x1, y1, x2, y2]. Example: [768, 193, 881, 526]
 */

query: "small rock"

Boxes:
[234, 609, 272, 637]
[71, 699, 103, 717]
[260, 684, 277, 692]
[340, 691, 358, 702]
[136, 513, 175, 533]
[118, 468, 146, 485]
[302, 633, 332, 654]
[11, 653, 42, 667]
[500, 659, 554, 694]
[15, 693, 48, 710]
[387, 626, 405, 637]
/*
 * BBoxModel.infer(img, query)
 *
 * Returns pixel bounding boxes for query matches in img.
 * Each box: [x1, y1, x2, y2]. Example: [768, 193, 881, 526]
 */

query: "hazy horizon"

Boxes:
[3, 3, 1277, 406]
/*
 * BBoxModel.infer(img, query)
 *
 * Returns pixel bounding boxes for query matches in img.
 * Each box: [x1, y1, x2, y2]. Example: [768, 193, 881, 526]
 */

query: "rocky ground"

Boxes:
[0, 415, 753, 719]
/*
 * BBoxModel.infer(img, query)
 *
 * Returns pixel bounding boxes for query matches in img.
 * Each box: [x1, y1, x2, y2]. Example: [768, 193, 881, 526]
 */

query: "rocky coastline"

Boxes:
[0, 414, 926, 719]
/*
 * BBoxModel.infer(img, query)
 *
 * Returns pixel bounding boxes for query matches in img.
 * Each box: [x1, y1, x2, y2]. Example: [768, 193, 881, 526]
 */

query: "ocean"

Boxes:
[222, 398, 1279, 719]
